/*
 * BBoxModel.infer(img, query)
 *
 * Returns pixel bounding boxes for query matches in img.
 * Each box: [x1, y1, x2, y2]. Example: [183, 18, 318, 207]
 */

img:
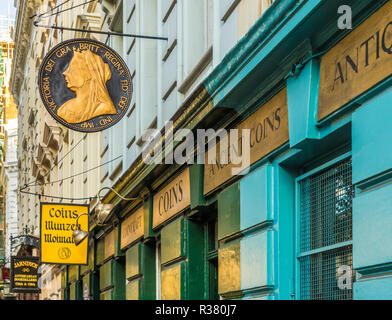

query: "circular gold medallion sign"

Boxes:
[38, 38, 132, 132]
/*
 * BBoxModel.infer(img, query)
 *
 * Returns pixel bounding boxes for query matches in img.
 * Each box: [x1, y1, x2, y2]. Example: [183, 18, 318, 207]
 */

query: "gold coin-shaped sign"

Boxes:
[38, 38, 132, 132]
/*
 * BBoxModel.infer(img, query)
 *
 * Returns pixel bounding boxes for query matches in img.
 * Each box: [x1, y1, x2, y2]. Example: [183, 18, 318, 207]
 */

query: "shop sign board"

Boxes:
[204, 88, 289, 195]
[318, 1, 392, 120]
[104, 230, 115, 260]
[121, 206, 144, 249]
[153, 168, 191, 228]
[10, 256, 40, 293]
[40, 202, 89, 265]
[38, 38, 132, 132]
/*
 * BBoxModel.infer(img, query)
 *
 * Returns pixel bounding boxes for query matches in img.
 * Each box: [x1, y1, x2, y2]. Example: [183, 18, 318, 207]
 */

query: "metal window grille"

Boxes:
[299, 159, 354, 300]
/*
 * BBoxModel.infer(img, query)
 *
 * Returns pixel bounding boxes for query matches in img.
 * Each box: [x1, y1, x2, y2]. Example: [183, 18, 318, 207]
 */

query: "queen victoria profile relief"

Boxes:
[39, 39, 132, 132]
[57, 49, 117, 124]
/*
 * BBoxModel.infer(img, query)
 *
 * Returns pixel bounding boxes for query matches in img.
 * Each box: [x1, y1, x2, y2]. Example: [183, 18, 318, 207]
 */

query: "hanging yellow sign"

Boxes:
[40, 202, 89, 265]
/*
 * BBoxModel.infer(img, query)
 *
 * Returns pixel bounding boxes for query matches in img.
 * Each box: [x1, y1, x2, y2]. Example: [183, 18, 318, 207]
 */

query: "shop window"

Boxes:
[298, 158, 354, 300]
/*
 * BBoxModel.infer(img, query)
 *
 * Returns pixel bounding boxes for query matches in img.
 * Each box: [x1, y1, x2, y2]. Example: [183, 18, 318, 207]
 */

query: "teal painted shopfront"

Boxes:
[63, 0, 392, 300]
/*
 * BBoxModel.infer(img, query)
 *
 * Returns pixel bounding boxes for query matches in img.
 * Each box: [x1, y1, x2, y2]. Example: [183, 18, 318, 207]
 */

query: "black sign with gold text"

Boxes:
[10, 256, 41, 293]
[38, 38, 132, 132]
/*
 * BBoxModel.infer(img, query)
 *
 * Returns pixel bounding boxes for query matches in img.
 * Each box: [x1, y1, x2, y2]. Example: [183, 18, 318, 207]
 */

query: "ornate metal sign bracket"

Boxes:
[10, 226, 40, 256]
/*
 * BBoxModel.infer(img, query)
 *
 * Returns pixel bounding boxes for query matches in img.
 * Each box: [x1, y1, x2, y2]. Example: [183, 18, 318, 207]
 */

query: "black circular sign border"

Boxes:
[38, 38, 133, 133]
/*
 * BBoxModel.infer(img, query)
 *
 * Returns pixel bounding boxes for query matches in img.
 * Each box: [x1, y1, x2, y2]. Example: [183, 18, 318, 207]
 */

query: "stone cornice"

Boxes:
[100, 0, 121, 31]
[74, 13, 103, 40]
[10, 0, 41, 104]
[47, 129, 61, 153]
[100, 0, 117, 19]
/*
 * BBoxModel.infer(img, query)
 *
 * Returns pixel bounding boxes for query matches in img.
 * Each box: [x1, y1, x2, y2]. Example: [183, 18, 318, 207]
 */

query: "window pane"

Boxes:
[300, 159, 353, 252]
[299, 159, 354, 300]
[300, 246, 353, 300]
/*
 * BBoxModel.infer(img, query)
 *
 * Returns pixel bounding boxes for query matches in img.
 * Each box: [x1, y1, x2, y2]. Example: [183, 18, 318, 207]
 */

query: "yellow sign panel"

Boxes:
[318, 1, 392, 120]
[218, 242, 240, 295]
[40, 202, 89, 265]
[161, 264, 181, 300]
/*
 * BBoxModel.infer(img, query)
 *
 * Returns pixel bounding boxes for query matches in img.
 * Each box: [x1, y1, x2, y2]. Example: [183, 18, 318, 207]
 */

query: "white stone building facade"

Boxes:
[3, 120, 18, 264]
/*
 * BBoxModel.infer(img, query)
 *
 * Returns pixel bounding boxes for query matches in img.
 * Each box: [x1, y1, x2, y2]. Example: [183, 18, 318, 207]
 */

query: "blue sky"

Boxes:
[0, 0, 16, 20]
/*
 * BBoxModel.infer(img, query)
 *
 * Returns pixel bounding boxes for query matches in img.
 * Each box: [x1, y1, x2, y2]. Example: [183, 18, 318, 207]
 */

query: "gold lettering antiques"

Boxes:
[318, 0, 392, 120]
[38, 39, 132, 132]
